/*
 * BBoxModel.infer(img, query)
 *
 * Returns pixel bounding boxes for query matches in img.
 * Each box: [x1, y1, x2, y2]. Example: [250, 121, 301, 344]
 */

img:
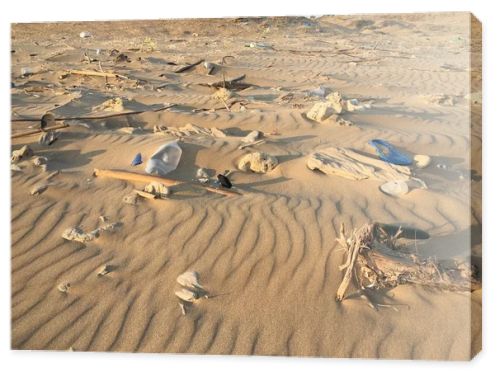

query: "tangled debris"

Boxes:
[62, 221, 122, 243]
[336, 223, 478, 306]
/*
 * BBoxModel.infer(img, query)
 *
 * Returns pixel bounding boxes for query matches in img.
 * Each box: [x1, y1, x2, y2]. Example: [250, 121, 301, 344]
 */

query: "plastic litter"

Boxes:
[131, 153, 142, 166]
[145, 141, 182, 176]
[369, 139, 413, 166]
[217, 174, 232, 188]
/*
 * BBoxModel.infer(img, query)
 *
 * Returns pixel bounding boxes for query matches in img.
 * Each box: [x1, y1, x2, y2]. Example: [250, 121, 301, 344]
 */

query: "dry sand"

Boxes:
[11, 13, 481, 359]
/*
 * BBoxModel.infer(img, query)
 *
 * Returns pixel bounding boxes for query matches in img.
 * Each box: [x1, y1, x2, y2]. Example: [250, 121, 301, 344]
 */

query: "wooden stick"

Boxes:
[11, 124, 69, 139]
[93, 169, 241, 197]
[12, 104, 175, 123]
[174, 59, 204, 73]
[68, 69, 128, 80]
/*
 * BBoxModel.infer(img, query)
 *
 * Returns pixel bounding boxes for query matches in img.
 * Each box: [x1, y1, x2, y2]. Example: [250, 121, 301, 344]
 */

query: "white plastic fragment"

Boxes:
[145, 140, 182, 176]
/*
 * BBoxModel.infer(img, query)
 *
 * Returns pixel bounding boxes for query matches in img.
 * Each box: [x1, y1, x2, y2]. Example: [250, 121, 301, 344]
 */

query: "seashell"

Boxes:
[176, 271, 204, 290]
[175, 288, 198, 302]
[414, 155, 431, 168]
[97, 264, 111, 276]
[58, 282, 71, 293]
[379, 180, 409, 197]
[79, 31, 91, 38]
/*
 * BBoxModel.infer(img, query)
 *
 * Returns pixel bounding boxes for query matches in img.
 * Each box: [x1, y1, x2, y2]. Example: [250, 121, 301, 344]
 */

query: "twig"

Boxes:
[68, 69, 128, 80]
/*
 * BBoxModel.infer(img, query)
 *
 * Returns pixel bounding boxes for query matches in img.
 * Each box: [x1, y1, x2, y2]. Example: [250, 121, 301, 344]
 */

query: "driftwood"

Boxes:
[68, 69, 129, 80]
[174, 59, 204, 73]
[12, 104, 175, 126]
[200, 74, 250, 90]
[93, 168, 241, 197]
[336, 223, 477, 304]
[11, 124, 69, 139]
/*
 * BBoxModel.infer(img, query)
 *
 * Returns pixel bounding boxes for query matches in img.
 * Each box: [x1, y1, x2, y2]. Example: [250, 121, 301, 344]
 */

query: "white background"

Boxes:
[1, 0, 498, 375]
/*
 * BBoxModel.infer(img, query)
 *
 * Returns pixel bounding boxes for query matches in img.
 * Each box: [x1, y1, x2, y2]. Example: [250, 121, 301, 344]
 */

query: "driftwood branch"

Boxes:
[336, 223, 477, 303]
[93, 169, 241, 197]
[11, 124, 69, 139]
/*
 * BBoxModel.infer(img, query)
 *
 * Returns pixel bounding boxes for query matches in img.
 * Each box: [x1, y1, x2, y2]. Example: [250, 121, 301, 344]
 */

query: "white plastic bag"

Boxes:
[145, 141, 182, 176]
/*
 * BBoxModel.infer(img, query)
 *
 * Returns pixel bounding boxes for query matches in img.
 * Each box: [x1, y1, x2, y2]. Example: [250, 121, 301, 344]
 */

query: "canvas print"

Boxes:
[11, 12, 482, 359]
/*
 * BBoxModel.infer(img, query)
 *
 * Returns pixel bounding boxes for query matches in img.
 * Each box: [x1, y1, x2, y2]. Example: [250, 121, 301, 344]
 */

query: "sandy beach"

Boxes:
[11, 13, 481, 359]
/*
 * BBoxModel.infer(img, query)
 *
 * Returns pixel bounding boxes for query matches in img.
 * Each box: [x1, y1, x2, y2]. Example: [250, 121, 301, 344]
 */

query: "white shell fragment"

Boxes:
[57, 282, 71, 293]
[79, 31, 92, 38]
[97, 264, 111, 276]
[414, 154, 431, 168]
[238, 152, 278, 173]
[30, 182, 49, 196]
[176, 271, 204, 290]
[11, 145, 33, 163]
[380, 180, 409, 197]
[175, 288, 198, 302]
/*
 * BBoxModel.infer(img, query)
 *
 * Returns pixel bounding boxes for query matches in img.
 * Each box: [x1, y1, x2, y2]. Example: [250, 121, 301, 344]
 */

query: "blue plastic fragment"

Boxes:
[131, 153, 143, 166]
[368, 139, 413, 166]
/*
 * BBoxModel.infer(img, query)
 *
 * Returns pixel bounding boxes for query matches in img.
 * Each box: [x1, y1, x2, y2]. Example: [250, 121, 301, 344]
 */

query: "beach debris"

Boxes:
[154, 123, 226, 138]
[131, 153, 143, 166]
[306, 102, 335, 122]
[325, 92, 345, 114]
[309, 85, 328, 98]
[307, 147, 426, 187]
[369, 139, 413, 166]
[203, 61, 215, 75]
[39, 131, 59, 145]
[30, 182, 49, 195]
[62, 222, 121, 243]
[238, 152, 278, 173]
[94, 168, 241, 197]
[217, 174, 232, 188]
[123, 192, 138, 205]
[92, 98, 124, 112]
[140, 37, 157, 53]
[241, 130, 263, 144]
[335, 117, 354, 127]
[118, 127, 141, 135]
[177, 271, 204, 290]
[40, 113, 55, 131]
[11, 145, 33, 163]
[414, 154, 431, 168]
[114, 53, 131, 63]
[335, 223, 478, 304]
[79, 31, 91, 38]
[175, 288, 199, 302]
[32, 156, 48, 167]
[179, 302, 187, 315]
[67, 69, 128, 80]
[145, 140, 182, 176]
[20, 67, 34, 77]
[57, 282, 71, 293]
[97, 264, 112, 276]
[134, 190, 156, 199]
[175, 271, 208, 307]
[174, 59, 204, 73]
[11, 164, 22, 172]
[196, 168, 210, 184]
[212, 88, 233, 111]
[144, 181, 170, 199]
[379, 180, 409, 197]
